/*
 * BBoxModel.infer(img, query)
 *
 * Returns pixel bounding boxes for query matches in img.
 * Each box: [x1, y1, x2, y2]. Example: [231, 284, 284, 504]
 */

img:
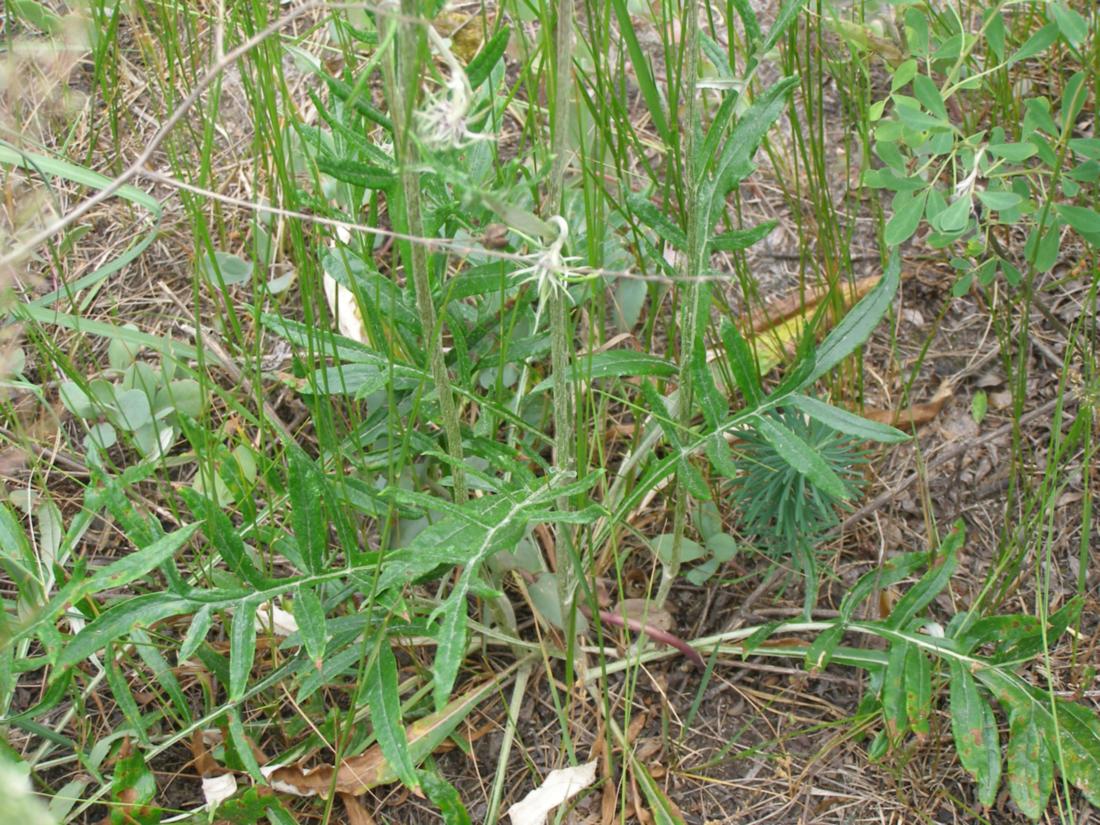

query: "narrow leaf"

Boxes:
[950, 660, 1001, 807]
[904, 644, 932, 739]
[720, 320, 763, 407]
[287, 448, 327, 573]
[754, 414, 848, 500]
[294, 586, 327, 667]
[1007, 706, 1053, 820]
[367, 642, 421, 792]
[804, 624, 844, 672]
[85, 522, 201, 594]
[788, 394, 910, 443]
[465, 25, 511, 90]
[882, 640, 909, 742]
[432, 595, 468, 710]
[806, 248, 901, 385]
[886, 521, 963, 630]
[230, 600, 259, 701]
[528, 351, 676, 395]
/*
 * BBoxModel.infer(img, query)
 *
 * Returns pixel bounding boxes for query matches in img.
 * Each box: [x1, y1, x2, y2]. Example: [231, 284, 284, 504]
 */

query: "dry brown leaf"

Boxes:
[263, 676, 500, 797]
[864, 381, 953, 430]
[190, 731, 221, 777]
[614, 599, 672, 633]
[340, 792, 377, 825]
[600, 772, 617, 825]
[751, 274, 883, 334]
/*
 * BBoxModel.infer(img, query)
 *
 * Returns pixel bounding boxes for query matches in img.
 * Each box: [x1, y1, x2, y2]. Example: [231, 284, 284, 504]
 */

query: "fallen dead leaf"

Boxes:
[254, 602, 298, 636]
[507, 761, 598, 825]
[201, 774, 238, 811]
[322, 272, 368, 344]
[614, 599, 672, 633]
[864, 380, 953, 430]
[262, 675, 502, 797]
[341, 792, 377, 825]
[751, 274, 883, 334]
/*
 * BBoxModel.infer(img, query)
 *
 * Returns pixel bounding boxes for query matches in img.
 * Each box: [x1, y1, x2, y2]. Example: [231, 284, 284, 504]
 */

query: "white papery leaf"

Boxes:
[201, 773, 237, 810]
[254, 603, 298, 636]
[322, 273, 368, 344]
[508, 760, 598, 825]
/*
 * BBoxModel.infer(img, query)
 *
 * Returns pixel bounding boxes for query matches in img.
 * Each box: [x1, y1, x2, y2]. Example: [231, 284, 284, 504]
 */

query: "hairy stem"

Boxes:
[386, 1, 467, 503]
[546, 0, 577, 594]
[657, 0, 705, 607]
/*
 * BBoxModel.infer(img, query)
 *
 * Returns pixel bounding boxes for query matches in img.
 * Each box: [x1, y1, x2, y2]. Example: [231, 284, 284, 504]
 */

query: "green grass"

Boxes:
[1, 0, 1099, 823]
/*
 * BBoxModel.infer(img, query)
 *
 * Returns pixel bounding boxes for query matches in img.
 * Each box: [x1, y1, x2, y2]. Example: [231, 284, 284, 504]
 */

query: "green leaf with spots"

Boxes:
[109, 749, 160, 825]
[905, 644, 932, 739]
[882, 641, 909, 743]
[949, 661, 1001, 807]
[1007, 705, 1053, 820]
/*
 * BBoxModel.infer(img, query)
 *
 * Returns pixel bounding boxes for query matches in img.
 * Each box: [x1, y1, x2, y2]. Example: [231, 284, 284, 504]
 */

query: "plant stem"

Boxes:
[546, 0, 576, 591]
[657, 0, 704, 607]
[386, 0, 467, 503]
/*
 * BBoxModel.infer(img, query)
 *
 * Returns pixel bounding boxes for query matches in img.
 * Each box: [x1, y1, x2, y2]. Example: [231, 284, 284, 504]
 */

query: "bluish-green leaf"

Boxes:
[86, 523, 201, 595]
[287, 447, 327, 573]
[294, 586, 327, 667]
[432, 595, 468, 710]
[178, 605, 213, 663]
[181, 490, 266, 588]
[708, 76, 799, 217]
[528, 351, 676, 394]
[57, 594, 195, 670]
[708, 220, 777, 252]
[229, 600, 259, 701]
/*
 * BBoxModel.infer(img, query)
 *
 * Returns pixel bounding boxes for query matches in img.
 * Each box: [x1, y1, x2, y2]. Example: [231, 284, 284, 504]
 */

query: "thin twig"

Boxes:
[834, 396, 1069, 534]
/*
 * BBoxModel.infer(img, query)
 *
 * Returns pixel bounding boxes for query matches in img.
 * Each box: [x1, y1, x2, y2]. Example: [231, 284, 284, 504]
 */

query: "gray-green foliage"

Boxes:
[58, 333, 202, 460]
[859, 2, 1098, 294]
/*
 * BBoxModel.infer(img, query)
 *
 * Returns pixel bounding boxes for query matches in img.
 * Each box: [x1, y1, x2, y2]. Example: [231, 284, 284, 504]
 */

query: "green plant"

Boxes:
[57, 332, 204, 461]
[2, 0, 1098, 822]
[729, 406, 865, 602]
[853, 2, 1096, 294]
[676, 523, 1100, 821]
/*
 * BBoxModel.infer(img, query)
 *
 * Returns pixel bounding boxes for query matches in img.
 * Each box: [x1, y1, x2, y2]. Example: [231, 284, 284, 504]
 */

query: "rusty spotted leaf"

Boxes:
[1006, 706, 1053, 820]
[949, 660, 1001, 807]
